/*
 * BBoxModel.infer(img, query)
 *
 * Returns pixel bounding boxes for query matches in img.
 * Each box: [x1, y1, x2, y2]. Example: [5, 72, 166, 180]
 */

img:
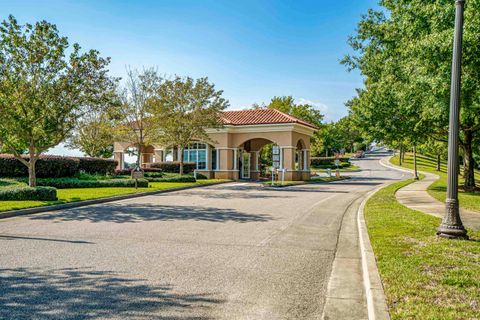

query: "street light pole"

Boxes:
[437, 0, 468, 239]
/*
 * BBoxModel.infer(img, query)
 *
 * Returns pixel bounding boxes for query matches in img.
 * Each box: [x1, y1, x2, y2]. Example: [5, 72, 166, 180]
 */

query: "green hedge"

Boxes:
[30, 178, 149, 189]
[114, 168, 163, 176]
[312, 162, 351, 169]
[0, 186, 57, 201]
[0, 155, 118, 178]
[311, 157, 351, 167]
[195, 173, 208, 180]
[146, 176, 196, 183]
[149, 162, 196, 174]
[144, 171, 165, 178]
[0, 155, 80, 178]
[79, 158, 117, 175]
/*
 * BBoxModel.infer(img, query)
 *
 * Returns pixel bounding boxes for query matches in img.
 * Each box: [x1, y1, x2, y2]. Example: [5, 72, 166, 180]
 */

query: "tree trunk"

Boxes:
[437, 154, 441, 172]
[28, 157, 37, 187]
[399, 145, 403, 166]
[326, 149, 329, 157]
[462, 131, 476, 191]
[413, 144, 419, 180]
[179, 147, 184, 176]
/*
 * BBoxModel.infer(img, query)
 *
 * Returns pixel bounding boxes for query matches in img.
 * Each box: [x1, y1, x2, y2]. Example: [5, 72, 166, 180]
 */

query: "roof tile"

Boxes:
[220, 109, 317, 129]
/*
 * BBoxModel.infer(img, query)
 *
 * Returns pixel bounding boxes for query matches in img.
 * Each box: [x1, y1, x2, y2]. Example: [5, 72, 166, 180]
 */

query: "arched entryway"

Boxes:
[237, 138, 275, 180]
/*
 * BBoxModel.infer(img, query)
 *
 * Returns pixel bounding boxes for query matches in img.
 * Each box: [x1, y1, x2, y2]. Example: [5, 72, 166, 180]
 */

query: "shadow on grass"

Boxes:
[29, 203, 273, 223]
[0, 267, 223, 319]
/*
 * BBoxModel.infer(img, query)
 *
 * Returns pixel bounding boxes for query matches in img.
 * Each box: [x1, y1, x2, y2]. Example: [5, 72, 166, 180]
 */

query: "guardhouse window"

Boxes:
[183, 143, 207, 170]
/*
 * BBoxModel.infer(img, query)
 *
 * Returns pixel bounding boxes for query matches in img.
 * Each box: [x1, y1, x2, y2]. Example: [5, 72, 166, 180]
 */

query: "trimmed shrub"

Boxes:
[144, 171, 164, 178]
[146, 176, 196, 183]
[311, 157, 351, 167]
[29, 178, 149, 189]
[114, 168, 163, 176]
[78, 158, 117, 175]
[195, 173, 208, 180]
[0, 155, 80, 178]
[0, 186, 57, 201]
[149, 162, 196, 174]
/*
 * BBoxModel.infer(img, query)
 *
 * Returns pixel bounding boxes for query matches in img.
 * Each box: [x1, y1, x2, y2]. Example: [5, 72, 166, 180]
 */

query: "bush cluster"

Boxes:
[311, 157, 351, 167]
[78, 157, 117, 175]
[146, 176, 196, 183]
[195, 173, 208, 180]
[0, 155, 118, 178]
[149, 162, 196, 174]
[114, 168, 163, 176]
[0, 186, 57, 201]
[31, 178, 149, 189]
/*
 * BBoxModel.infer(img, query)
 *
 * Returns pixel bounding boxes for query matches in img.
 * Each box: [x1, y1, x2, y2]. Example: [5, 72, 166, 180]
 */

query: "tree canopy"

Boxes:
[344, 1, 480, 188]
[0, 15, 116, 186]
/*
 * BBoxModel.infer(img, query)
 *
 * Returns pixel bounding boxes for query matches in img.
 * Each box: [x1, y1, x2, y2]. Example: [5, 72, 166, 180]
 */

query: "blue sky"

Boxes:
[1, 0, 378, 156]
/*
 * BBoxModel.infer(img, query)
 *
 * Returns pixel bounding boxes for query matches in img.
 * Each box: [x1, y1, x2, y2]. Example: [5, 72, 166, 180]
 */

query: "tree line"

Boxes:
[343, 1, 480, 190]
[0, 16, 228, 186]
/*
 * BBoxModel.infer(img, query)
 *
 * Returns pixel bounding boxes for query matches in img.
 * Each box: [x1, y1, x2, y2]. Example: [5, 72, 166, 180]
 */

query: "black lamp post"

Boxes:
[437, 0, 468, 239]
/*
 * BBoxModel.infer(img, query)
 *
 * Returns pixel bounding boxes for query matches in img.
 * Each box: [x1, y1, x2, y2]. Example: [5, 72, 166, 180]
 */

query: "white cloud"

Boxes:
[296, 98, 329, 113]
[296, 97, 336, 121]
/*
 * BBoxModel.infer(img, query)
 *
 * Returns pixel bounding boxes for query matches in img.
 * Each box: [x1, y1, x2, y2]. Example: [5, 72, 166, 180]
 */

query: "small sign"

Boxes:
[131, 170, 144, 180]
[273, 161, 280, 169]
[272, 145, 280, 155]
[334, 159, 340, 166]
[272, 154, 280, 162]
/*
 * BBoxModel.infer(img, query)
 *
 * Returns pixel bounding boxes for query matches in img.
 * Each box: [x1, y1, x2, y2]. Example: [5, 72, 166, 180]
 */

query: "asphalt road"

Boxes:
[0, 152, 406, 320]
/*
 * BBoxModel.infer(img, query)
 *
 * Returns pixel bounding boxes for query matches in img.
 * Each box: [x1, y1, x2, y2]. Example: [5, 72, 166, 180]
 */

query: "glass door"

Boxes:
[242, 153, 251, 179]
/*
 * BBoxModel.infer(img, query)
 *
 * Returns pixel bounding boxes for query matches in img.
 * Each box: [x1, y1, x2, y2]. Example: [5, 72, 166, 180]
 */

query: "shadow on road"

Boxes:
[29, 203, 273, 224]
[179, 189, 294, 199]
[0, 267, 223, 319]
[0, 235, 94, 244]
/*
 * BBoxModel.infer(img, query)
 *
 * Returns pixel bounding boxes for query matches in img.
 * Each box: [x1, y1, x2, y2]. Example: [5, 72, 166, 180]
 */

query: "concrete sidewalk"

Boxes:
[380, 157, 480, 230]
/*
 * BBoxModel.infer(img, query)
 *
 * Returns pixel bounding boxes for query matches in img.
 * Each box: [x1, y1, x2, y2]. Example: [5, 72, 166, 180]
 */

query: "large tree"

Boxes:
[114, 68, 162, 167]
[345, 1, 480, 189]
[151, 76, 229, 175]
[0, 16, 116, 186]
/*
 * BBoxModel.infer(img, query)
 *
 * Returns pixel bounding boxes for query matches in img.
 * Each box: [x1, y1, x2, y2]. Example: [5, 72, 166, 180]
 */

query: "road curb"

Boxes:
[0, 181, 232, 220]
[357, 185, 391, 320]
[356, 155, 415, 320]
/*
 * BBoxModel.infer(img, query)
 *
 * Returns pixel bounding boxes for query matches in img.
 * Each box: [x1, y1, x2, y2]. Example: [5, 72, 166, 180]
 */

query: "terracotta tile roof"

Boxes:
[220, 108, 318, 129]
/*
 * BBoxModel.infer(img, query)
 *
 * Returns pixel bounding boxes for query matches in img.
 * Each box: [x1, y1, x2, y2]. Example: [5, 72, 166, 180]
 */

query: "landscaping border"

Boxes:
[0, 180, 232, 220]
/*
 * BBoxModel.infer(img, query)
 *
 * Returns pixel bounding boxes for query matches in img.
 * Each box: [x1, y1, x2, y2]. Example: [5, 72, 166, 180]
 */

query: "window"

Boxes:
[211, 149, 217, 171]
[183, 143, 208, 170]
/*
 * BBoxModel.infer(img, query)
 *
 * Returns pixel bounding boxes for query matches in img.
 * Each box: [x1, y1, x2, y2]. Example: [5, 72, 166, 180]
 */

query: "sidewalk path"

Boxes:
[380, 157, 480, 230]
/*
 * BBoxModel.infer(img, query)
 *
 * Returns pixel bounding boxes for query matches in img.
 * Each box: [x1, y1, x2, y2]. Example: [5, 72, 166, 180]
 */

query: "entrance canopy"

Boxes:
[113, 108, 317, 181]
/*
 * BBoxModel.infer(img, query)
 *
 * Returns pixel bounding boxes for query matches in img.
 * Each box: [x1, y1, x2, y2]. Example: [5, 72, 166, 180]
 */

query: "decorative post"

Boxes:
[437, 0, 468, 239]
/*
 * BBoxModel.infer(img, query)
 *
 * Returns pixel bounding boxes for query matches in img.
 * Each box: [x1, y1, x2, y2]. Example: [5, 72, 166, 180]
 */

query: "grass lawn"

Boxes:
[390, 154, 480, 213]
[311, 165, 361, 173]
[0, 179, 227, 213]
[365, 179, 480, 319]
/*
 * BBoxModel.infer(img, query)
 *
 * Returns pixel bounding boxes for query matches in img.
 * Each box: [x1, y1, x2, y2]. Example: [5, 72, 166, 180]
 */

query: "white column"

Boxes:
[233, 148, 238, 170]
[255, 151, 260, 171]
[279, 147, 283, 169]
[303, 150, 308, 171]
[206, 144, 210, 170]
